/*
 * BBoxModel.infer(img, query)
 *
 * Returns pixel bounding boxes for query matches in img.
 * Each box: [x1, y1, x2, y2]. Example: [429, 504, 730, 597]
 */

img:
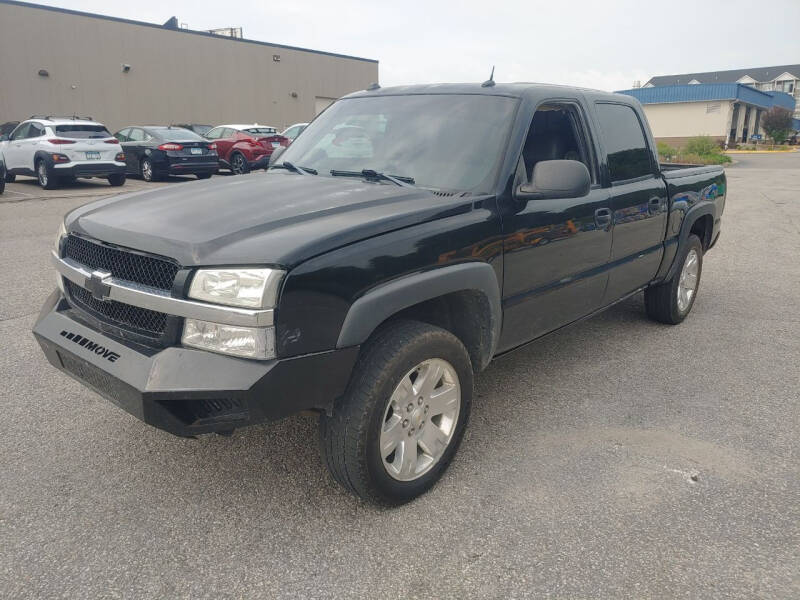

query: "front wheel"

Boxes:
[645, 234, 703, 324]
[319, 320, 473, 505]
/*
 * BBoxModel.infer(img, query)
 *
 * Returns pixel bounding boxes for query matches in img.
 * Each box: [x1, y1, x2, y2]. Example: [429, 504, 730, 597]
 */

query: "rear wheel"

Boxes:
[0, 175, 4, 195]
[140, 158, 155, 182]
[37, 159, 58, 190]
[645, 234, 703, 324]
[108, 173, 126, 187]
[319, 320, 472, 505]
[4, 171, 15, 183]
[230, 152, 249, 175]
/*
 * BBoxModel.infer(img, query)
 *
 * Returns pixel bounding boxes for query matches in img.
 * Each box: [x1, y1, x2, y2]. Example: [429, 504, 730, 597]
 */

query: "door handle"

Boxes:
[648, 197, 662, 214]
[595, 207, 612, 230]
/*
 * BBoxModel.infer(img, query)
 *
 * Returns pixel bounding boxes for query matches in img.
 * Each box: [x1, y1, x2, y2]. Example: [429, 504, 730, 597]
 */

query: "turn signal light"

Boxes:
[115, 152, 125, 161]
[51, 153, 71, 163]
[158, 143, 183, 151]
[104, 138, 119, 144]
[208, 143, 217, 150]
[48, 138, 76, 145]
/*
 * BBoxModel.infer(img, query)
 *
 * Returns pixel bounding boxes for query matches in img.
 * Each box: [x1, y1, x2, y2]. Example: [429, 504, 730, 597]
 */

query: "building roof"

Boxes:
[0, 0, 378, 64]
[616, 83, 796, 111]
[646, 65, 800, 87]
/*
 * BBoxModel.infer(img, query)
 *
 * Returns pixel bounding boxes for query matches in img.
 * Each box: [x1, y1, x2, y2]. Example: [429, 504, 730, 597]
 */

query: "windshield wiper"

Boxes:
[330, 169, 415, 187]
[272, 161, 317, 175]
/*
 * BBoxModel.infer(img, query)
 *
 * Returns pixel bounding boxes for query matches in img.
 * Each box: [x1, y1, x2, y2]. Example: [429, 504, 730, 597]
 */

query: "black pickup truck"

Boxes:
[34, 83, 725, 504]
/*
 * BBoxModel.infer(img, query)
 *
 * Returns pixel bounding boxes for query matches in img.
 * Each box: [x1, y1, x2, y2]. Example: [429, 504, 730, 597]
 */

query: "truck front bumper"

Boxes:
[33, 291, 359, 437]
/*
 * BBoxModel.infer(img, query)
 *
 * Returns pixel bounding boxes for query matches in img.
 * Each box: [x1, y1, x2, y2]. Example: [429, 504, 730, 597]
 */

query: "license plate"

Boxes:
[271, 142, 281, 148]
[190, 148, 203, 155]
[86, 151, 101, 160]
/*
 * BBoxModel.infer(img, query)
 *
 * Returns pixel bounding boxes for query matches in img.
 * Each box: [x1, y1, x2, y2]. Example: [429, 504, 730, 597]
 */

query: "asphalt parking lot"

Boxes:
[1, 155, 798, 599]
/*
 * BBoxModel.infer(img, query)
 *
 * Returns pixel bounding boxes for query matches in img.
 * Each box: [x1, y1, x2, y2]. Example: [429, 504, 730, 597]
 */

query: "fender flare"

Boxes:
[665, 202, 715, 281]
[336, 262, 502, 360]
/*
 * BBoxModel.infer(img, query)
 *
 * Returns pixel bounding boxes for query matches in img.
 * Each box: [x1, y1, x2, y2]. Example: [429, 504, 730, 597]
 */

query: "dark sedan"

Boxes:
[113, 126, 218, 181]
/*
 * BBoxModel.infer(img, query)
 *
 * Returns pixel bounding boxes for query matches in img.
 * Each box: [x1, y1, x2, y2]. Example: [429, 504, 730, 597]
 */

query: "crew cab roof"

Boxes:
[343, 82, 638, 105]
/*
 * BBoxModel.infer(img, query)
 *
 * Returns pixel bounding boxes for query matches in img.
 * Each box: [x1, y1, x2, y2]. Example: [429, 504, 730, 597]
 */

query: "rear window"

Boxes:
[594, 103, 652, 182]
[54, 124, 111, 139]
[155, 128, 204, 141]
[243, 127, 277, 135]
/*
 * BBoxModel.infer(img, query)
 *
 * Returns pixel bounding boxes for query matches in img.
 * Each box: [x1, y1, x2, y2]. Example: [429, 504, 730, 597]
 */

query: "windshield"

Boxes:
[54, 124, 111, 138]
[278, 94, 518, 193]
[155, 128, 204, 141]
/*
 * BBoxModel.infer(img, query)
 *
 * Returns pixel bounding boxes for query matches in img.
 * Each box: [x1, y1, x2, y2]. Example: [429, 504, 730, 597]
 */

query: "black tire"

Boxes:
[319, 320, 473, 505]
[36, 159, 58, 190]
[140, 158, 155, 182]
[0, 175, 4, 195]
[645, 234, 703, 324]
[5, 171, 15, 183]
[107, 173, 126, 187]
[196, 172, 212, 180]
[230, 152, 249, 175]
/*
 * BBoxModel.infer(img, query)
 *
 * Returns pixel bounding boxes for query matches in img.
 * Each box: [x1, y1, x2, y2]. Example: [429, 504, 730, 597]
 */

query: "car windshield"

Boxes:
[54, 124, 111, 138]
[156, 128, 204, 141]
[244, 127, 277, 135]
[278, 94, 518, 193]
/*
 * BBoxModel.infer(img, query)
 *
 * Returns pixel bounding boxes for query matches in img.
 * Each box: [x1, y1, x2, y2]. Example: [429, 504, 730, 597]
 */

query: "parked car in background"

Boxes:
[204, 124, 288, 174]
[114, 126, 218, 181]
[0, 121, 20, 139]
[281, 122, 308, 143]
[0, 117, 125, 189]
[173, 123, 213, 137]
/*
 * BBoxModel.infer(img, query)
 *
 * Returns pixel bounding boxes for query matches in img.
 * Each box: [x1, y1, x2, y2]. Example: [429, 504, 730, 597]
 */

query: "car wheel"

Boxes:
[140, 158, 155, 182]
[196, 173, 212, 180]
[107, 173, 126, 187]
[645, 234, 703, 324]
[5, 171, 15, 183]
[37, 159, 58, 190]
[319, 320, 473, 505]
[0, 175, 4, 195]
[230, 152, 249, 175]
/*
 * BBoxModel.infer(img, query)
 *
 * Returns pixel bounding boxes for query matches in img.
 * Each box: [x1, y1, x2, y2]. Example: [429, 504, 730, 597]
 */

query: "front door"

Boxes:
[499, 101, 613, 351]
[5, 122, 31, 170]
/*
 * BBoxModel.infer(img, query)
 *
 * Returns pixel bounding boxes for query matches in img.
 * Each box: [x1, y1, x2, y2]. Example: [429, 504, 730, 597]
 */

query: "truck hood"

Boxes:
[67, 172, 474, 267]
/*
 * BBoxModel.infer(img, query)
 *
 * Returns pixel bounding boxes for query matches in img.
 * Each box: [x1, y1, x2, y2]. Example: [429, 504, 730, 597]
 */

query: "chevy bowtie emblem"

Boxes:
[86, 270, 112, 301]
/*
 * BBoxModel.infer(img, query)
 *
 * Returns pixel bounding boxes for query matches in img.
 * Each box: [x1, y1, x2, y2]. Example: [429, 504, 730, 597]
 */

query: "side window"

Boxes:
[28, 123, 44, 138]
[115, 128, 130, 142]
[595, 103, 653, 182]
[204, 127, 221, 140]
[128, 128, 145, 142]
[10, 123, 31, 140]
[223, 128, 237, 138]
[519, 103, 596, 184]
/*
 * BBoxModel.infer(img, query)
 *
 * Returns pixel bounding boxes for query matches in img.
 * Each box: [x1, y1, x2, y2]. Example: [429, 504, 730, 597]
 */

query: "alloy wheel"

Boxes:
[677, 248, 699, 312]
[141, 159, 153, 181]
[379, 358, 461, 482]
[38, 162, 48, 187]
[231, 154, 246, 174]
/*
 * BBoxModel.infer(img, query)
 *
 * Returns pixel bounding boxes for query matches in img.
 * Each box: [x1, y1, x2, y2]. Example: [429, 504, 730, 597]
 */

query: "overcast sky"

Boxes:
[35, 0, 800, 91]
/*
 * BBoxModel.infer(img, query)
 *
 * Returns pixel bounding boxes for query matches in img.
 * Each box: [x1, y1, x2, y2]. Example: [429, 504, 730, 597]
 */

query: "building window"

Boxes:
[706, 103, 721, 114]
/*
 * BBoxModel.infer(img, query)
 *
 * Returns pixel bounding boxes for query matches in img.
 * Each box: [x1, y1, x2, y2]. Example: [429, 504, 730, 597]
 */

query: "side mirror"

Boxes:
[514, 159, 591, 201]
[268, 145, 286, 167]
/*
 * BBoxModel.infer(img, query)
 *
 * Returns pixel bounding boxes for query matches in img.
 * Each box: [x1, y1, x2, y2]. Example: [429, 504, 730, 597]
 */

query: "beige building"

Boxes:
[0, 0, 379, 132]
[618, 83, 797, 146]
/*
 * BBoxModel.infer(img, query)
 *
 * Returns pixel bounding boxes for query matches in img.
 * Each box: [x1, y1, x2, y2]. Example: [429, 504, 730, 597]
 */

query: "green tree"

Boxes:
[760, 107, 793, 144]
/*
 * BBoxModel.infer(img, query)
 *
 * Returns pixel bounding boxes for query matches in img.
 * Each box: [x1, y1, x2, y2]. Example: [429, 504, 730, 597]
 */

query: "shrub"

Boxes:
[685, 135, 723, 157]
[680, 152, 731, 165]
[761, 107, 793, 144]
[657, 141, 677, 161]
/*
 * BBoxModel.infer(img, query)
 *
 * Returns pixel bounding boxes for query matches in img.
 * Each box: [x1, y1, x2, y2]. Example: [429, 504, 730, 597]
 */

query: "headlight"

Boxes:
[188, 268, 284, 308]
[54, 221, 66, 254]
[182, 319, 276, 360]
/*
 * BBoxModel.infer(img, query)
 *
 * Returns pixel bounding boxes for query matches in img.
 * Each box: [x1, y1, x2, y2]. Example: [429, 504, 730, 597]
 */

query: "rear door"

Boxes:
[593, 102, 668, 302]
[500, 99, 613, 350]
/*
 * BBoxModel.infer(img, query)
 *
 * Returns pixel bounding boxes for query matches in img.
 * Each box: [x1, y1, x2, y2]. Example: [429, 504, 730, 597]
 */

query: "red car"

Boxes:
[203, 124, 288, 174]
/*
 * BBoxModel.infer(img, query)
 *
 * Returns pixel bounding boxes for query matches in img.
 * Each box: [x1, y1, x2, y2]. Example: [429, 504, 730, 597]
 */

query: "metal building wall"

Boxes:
[0, 1, 379, 131]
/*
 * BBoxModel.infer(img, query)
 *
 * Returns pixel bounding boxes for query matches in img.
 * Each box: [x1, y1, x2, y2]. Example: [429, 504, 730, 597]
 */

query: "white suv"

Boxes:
[0, 116, 126, 189]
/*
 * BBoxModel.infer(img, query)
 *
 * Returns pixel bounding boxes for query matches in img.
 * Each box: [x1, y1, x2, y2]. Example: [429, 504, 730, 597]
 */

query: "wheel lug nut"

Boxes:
[408, 428, 415, 436]
[402, 419, 409, 428]
[424, 406, 428, 414]
[407, 403, 413, 412]
[418, 397, 423, 405]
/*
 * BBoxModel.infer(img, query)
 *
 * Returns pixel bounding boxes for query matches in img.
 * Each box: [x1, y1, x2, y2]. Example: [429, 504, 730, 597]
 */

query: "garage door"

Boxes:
[314, 97, 336, 115]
